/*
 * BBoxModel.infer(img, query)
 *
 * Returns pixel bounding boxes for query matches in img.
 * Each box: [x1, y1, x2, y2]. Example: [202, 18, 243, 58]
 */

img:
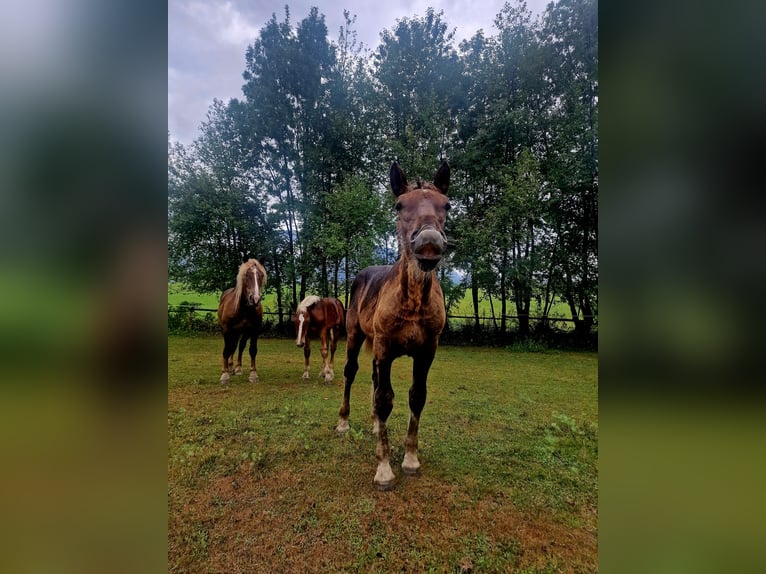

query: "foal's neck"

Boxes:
[395, 255, 435, 309]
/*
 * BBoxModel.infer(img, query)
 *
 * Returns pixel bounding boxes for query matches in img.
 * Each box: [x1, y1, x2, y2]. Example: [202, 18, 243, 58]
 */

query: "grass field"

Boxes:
[168, 335, 598, 572]
[168, 283, 577, 327]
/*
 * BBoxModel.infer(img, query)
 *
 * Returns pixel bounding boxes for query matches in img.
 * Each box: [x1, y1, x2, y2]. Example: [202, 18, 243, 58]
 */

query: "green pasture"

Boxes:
[168, 335, 597, 572]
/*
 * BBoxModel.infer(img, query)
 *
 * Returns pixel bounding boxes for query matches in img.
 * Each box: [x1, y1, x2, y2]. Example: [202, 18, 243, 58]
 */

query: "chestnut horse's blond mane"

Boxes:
[233, 259, 266, 313]
[297, 295, 321, 314]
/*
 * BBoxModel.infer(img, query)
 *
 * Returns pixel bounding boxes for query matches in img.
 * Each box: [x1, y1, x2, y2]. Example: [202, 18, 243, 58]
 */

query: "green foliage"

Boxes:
[168, 0, 598, 335]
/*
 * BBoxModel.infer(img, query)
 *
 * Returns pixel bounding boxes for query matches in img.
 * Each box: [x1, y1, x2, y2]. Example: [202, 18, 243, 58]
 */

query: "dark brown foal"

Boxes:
[336, 161, 450, 490]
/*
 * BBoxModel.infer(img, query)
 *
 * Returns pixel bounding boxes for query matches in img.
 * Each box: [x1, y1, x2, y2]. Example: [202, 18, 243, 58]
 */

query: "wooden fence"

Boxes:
[168, 304, 596, 328]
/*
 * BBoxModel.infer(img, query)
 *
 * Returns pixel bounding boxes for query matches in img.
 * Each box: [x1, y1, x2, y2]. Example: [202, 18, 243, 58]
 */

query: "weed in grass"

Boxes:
[186, 526, 209, 561]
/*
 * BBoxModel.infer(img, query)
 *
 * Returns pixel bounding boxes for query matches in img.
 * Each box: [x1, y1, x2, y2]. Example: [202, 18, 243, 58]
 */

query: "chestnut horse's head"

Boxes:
[235, 259, 266, 310]
[294, 295, 320, 347]
[390, 161, 451, 272]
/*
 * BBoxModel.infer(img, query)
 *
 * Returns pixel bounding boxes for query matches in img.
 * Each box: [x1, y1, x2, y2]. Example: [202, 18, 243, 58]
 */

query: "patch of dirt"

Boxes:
[169, 462, 597, 573]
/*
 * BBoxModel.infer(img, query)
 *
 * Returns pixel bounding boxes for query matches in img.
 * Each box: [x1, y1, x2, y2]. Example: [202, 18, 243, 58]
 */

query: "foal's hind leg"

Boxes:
[336, 331, 363, 433]
[402, 350, 435, 475]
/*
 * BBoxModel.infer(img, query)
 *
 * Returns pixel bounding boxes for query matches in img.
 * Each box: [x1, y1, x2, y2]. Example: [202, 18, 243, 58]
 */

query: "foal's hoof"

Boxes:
[335, 419, 350, 434]
[324, 373, 334, 384]
[402, 464, 420, 476]
[234, 366, 243, 375]
[374, 462, 396, 490]
[248, 372, 259, 383]
[402, 453, 421, 475]
[220, 372, 231, 384]
[375, 478, 396, 491]
[302, 372, 310, 380]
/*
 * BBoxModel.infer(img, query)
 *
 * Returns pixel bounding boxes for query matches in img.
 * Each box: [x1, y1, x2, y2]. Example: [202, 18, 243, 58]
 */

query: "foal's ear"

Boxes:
[433, 161, 450, 195]
[390, 161, 408, 197]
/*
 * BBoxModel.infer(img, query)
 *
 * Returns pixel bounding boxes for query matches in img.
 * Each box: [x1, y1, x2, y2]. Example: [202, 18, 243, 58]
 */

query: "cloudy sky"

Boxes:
[169, 0, 549, 147]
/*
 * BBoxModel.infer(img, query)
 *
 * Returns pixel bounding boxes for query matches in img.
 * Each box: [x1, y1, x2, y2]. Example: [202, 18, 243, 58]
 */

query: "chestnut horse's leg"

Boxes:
[336, 330, 363, 433]
[302, 337, 311, 380]
[402, 349, 435, 475]
[235, 334, 248, 375]
[319, 329, 331, 383]
[247, 329, 259, 383]
[372, 353, 396, 490]
[220, 330, 238, 383]
[327, 326, 338, 383]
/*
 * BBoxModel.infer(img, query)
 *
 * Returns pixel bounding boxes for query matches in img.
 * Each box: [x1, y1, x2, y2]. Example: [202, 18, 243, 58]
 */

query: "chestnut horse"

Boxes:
[294, 295, 345, 383]
[217, 258, 267, 384]
[336, 161, 450, 490]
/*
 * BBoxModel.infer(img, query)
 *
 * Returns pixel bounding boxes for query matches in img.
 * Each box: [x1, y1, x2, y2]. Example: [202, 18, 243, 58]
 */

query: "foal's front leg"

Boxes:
[402, 350, 435, 475]
[336, 331, 363, 433]
[372, 354, 396, 490]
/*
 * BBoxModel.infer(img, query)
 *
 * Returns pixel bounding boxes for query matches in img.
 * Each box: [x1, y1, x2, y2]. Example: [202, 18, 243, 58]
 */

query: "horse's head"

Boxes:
[294, 307, 309, 347]
[390, 161, 451, 272]
[236, 259, 266, 308]
[294, 296, 320, 347]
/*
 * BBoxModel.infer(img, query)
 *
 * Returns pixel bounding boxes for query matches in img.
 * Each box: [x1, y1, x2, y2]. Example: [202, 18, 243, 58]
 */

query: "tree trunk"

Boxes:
[344, 253, 350, 309]
[273, 247, 284, 326]
[471, 270, 480, 332]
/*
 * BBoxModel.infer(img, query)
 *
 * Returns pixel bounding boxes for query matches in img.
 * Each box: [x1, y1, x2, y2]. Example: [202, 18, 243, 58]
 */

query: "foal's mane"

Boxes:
[233, 259, 266, 313]
[297, 295, 321, 314]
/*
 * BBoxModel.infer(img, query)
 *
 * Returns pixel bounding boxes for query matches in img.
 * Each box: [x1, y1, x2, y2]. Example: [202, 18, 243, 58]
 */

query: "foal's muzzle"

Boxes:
[411, 227, 446, 271]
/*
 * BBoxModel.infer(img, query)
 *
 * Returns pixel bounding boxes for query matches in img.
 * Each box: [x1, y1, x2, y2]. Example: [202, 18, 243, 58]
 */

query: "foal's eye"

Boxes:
[444, 202, 451, 211]
[395, 202, 403, 211]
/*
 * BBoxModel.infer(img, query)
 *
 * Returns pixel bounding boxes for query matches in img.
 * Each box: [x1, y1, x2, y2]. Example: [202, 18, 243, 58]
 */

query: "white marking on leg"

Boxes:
[296, 313, 304, 346]
[336, 418, 350, 433]
[402, 451, 421, 475]
[372, 416, 380, 435]
[220, 371, 231, 384]
[249, 370, 258, 383]
[374, 459, 396, 490]
[234, 365, 243, 375]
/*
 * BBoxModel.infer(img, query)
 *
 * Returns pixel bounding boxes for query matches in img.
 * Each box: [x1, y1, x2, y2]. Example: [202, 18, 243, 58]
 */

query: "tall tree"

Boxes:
[540, 0, 598, 334]
[168, 100, 274, 292]
[373, 8, 462, 172]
